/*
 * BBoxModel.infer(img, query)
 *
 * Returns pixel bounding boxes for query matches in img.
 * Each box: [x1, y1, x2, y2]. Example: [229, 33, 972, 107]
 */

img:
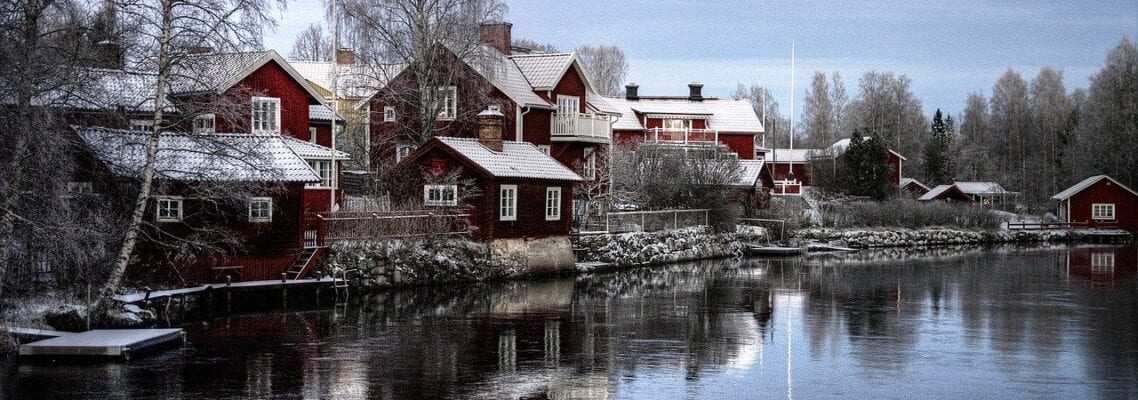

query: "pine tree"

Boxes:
[923, 109, 955, 186]
[844, 130, 893, 200]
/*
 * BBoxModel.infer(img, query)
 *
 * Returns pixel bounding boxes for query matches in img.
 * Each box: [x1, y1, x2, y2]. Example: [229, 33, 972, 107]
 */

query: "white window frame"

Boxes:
[499, 184, 517, 221]
[433, 86, 457, 121]
[193, 113, 215, 133]
[156, 197, 183, 222]
[537, 144, 551, 155]
[129, 119, 154, 132]
[308, 127, 318, 143]
[251, 96, 281, 133]
[383, 106, 396, 122]
[396, 143, 414, 163]
[248, 197, 272, 222]
[1091, 252, 1115, 272]
[67, 181, 93, 194]
[584, 147, 596, 181]
[545, 187, 561, 221]
[423, 184, 457, 207]
[663, 119, 692, 130]
[308, 160, 332, 188]
[1092, 203, 1115, 220]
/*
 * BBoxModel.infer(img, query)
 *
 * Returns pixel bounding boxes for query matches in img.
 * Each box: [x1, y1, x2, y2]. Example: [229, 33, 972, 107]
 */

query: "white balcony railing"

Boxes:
[646, 128, 719, 145]
[552, 113, 612, 143]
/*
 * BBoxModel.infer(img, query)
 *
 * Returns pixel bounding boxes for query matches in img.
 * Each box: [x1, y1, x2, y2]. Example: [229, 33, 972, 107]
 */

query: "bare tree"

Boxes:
[990, 69, 1030, 190]
[341, 0, 506, 149]
[847, 71, 928, 176]
[575, 44, 627, 97]
[956, 92, 990, 181]
[734, 83, 788, 149]
[1027, 67, 1072, 205]
[830, 72, 850, 140]
[288, 23, 331, 61]
[91, 0, 285, 318]
[610, 143, 742, 211]
[1080, 37, 1138, 188]
[800, 71, 835, 147]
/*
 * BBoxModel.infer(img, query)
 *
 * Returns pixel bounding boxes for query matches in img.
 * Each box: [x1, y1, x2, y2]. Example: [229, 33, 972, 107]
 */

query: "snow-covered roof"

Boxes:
[75, 126, 320, 183]
[767, 148, 814, 163]
[585, 94, 622, 115]
[169, 50, 326, 105]
[918, 184, 956, 201]
[602, 96, 764, 134]
[900, 178, 929, 191]
[510, 52, 594, 92]
[281, 135, 350, 160]
[1052, 174, 1138, 200]
[734, 160, 766, 187]
[23, 68, 170, 112]
[459, 45, 553, 109]
[955, 182, 1013, 195]
[308, 104, 343, 122]
[433, 136, 582, 181]
[827, 137, 907, 160]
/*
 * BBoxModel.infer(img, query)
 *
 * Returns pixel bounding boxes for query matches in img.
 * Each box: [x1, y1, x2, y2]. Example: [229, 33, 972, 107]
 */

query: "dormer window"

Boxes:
[251, 96, 280, 133]
[433, 86, 457, 120]
[193, 113, 215, 133]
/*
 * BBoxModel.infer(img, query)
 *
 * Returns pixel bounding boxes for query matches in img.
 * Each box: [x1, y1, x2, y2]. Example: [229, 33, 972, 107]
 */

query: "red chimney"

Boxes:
[479, 22, 512, 55]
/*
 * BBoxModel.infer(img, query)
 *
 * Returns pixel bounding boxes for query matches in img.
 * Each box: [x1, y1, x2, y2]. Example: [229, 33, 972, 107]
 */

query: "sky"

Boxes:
[264, 0, 1138, 120]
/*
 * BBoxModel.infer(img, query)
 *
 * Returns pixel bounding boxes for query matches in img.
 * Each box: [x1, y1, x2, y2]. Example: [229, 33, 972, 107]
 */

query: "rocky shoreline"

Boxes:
[793, 227, 1085, 248]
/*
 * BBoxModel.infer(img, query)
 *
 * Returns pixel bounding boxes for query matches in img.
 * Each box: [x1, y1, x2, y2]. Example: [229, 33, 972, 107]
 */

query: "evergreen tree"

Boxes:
[923, 109, 956, 186]
[844, 130, 894, 200]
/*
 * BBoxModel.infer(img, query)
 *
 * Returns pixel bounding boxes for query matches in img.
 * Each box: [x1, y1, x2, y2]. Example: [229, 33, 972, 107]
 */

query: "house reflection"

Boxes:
[1064, 243, 1137, 281]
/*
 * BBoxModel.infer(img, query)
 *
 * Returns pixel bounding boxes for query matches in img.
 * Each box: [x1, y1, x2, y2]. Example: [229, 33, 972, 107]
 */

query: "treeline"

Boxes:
[748, 38, 1137, 209]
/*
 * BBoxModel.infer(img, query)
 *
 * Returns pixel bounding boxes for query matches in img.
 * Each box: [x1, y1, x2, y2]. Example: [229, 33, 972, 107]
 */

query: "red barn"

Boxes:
[1052, 175, 1138, 232]
[393, 110, 583, 271]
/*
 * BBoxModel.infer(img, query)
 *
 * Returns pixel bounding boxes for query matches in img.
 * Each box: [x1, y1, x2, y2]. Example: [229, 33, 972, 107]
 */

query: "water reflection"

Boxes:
[6, 244, 1137, 399]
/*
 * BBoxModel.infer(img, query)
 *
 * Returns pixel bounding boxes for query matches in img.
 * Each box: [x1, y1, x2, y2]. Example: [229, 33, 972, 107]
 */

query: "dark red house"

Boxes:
[604, 83, 765, 160]
[74, 127, 323, 284]
[758, 137, 906, 196]
[1052, 175, 1138, 232]
[393, 110, 582, 271]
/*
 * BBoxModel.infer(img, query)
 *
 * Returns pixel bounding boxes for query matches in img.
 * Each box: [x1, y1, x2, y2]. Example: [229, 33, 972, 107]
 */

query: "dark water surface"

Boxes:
[4, 244, 1137, 399]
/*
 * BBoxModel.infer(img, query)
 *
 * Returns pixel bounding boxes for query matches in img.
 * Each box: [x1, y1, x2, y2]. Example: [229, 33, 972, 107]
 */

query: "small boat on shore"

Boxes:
[746, 244, 804, 256]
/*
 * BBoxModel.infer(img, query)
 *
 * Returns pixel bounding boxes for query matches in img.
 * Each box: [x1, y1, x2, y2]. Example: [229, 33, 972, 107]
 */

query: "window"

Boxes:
[129, 119, 154, 131]
[537, 145, 551, 155]
[499, 185, 517, 221]
[583, 147, 596, 180]
[383, 106, 396, 122]
[248, 197, 272, 222]
[545, 187, 561, 221]
[309, 127, 318, 143]
[251, 96, 281, 133]
[193, 114, 215, 133]
[156, 197, 182, 222]
[1092, 203, 1115, 220]
[308, 160, 332, 188]
[663, 119, 692, 130]
[396, 143, 414, 163]
[433, 86, 457, 120]
[424, 184, 457, 206]
[1091, 252, 1115, 272]
[67, 181, 93, 194]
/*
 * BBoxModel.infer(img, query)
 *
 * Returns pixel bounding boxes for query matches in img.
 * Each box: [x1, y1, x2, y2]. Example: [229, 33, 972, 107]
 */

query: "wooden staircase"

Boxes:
[286, 247, 319, 280]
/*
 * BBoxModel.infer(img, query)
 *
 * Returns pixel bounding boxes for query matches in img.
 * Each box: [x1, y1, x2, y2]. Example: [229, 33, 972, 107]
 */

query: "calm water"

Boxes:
[4, 244, 1137, 399]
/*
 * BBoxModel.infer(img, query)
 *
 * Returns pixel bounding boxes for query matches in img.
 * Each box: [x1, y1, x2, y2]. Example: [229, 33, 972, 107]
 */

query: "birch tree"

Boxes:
[1027, 67, 1072, 204]
[91, 0, 284, 318]
[1080, 37, 1138, 188]
[575, 44, 627, 97]
[288, 23, 331, 61]
[734, 83, 788, 148]
[957, 92, 990, 181]
[800, 71, 835, 148]
[847, 71, 928, 175]
[990, 69, 1030, 191]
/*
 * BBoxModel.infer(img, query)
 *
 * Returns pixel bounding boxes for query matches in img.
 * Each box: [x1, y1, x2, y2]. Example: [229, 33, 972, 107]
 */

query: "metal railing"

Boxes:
[603, 209, 712, 233]
[552, 113, 611, 141]
[646, 128, 719, 145]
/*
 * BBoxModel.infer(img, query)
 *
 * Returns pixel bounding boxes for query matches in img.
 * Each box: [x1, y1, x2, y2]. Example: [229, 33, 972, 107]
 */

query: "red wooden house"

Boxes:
[603, 83, 765, 159]
[393, 110, 582, 271]
[758, 137, 906, 196]
[366, 23, 617, 190]
[1052, 175, 1138, 232]
[73, 127, 323, 284]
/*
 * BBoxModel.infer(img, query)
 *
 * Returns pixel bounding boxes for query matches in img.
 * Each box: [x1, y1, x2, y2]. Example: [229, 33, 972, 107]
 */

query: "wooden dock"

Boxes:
[18, 328, 184, 360]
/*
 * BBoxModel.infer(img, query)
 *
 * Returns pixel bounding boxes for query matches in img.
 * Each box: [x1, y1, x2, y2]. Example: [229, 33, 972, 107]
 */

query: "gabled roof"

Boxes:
[734, 160, 766, 187]
[954, 181, 1014, 195]
[427, 136, 582, 182]
[291, 61, 399, 100]
[827, 137, 907, 161]
[463, 45, 553, 109]
[169, 50, 326, 105]
[281, 135, 350, 160]
[510, 52, 595, 93]
[918, 184, 973, 202]
[309, 104, 343, 122]
[27, 68, 170, 112]
[900, 178, 930, 191]
[74, 126, 320, 183]
[1052, 174, 1138, 200]
[603, 96, 764, 134]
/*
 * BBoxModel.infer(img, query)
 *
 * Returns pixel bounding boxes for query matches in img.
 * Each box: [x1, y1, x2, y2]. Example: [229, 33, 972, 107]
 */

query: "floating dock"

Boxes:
[18, 328, 184, 360]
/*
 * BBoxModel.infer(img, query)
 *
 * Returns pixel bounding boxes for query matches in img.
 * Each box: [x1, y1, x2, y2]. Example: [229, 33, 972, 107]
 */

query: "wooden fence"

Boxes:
[318, 210, 471, 242]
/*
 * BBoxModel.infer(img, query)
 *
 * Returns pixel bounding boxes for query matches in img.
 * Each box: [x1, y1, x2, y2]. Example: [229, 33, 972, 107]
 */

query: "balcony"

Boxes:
[646, 128, 719, 145]
[551, 113, 612, 143]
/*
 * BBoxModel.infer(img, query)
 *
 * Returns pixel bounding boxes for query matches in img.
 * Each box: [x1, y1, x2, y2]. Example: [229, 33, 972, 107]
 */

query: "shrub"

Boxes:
[818, 199, 1001, 229]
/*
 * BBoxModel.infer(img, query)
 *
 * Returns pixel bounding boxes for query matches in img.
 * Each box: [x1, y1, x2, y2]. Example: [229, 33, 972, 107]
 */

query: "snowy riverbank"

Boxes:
[793, 227, 1082, 248]
[571, 226, 765, 269]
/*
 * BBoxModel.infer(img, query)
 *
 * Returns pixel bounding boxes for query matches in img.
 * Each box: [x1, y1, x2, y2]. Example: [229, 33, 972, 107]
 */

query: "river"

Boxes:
[3, 243, 1136, 399]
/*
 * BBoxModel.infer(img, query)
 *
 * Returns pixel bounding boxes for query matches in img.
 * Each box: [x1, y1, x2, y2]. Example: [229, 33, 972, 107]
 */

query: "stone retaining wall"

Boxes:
[572, 226, 763, 268]
[793, 228, 1082, 248]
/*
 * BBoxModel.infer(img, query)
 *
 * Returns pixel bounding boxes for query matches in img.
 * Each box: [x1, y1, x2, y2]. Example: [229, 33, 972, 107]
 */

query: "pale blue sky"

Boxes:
[264, 0, 1138, 119]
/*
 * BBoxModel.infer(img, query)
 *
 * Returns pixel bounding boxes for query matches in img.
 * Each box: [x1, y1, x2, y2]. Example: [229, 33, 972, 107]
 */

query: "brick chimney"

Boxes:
[478, 107, 504, 152]
[93, 40, 123, 70]
[479, 22, 512, 55]
[625, 83, 639, 100]
[688, 82, 704, 101]
[335, 48, 355, 65]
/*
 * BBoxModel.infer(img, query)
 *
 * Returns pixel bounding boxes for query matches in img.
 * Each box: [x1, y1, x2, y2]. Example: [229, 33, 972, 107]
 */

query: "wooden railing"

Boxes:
[1007, 221, 1120, 231]
[317, 210, 472, 241]
[552, 113, 611, 142]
